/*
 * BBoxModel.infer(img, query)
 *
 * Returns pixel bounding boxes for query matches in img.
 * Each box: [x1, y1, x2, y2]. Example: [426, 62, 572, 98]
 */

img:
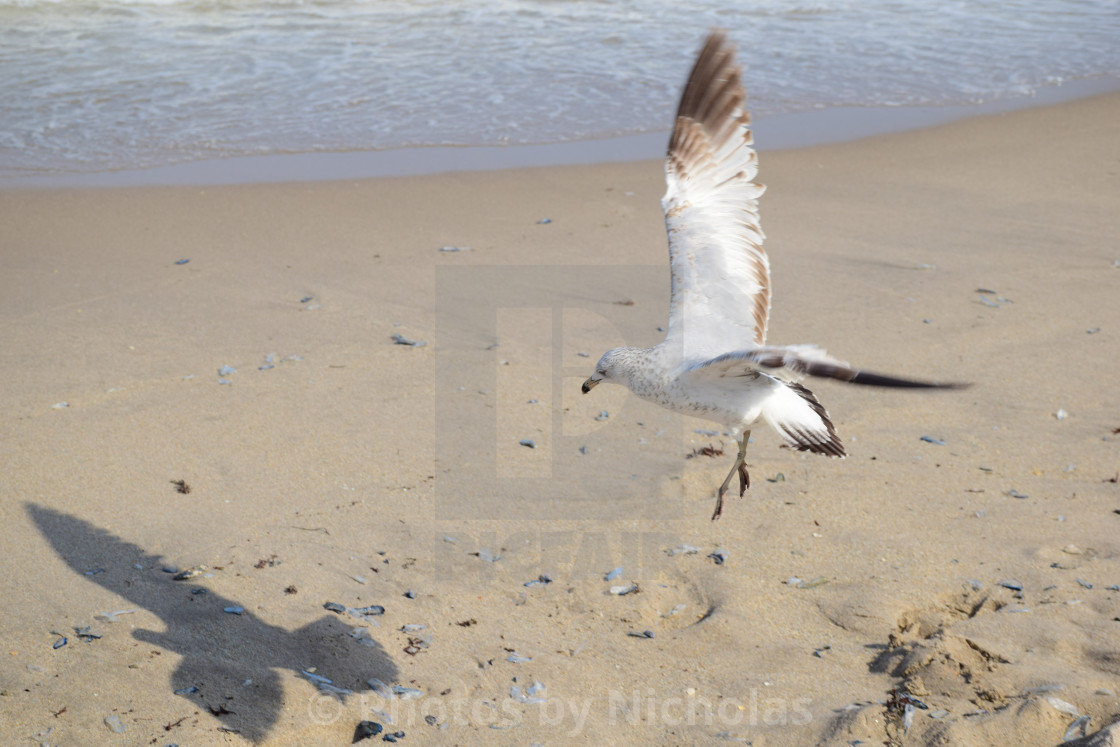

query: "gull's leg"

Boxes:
[712, 432, 750, 521]
[737, 430, 751, 496]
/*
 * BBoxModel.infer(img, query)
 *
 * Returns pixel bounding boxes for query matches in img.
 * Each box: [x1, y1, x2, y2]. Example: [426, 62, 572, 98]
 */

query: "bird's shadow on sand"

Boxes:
[26, 503, 397, 743]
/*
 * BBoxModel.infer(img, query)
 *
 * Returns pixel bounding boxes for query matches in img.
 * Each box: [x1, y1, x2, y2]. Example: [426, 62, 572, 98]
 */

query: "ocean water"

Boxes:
[1, 0, 1118, 182]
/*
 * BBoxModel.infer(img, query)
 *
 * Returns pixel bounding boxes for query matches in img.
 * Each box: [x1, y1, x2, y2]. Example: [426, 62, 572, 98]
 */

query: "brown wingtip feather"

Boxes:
[669, 30, 749, 158]
[666, 31, 770, 346]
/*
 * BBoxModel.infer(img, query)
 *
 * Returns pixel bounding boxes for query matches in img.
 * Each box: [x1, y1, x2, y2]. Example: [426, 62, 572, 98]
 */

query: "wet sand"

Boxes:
[1, 92, 1118, 745]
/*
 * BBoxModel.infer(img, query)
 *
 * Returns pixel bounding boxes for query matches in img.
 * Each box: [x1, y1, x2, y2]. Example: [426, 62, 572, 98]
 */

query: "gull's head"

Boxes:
[582, 347, 632, 394]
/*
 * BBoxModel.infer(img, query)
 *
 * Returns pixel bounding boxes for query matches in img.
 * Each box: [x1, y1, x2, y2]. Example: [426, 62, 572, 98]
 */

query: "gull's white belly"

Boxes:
[630, 370, 772, 433]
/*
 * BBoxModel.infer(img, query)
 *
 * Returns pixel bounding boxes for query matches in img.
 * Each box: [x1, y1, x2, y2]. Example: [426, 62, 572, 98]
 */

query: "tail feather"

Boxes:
[762, 381, 845, 458]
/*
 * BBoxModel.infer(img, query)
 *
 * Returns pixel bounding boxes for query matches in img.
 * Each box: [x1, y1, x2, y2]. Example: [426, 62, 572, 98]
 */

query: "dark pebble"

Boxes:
[352, 720, 383, 743]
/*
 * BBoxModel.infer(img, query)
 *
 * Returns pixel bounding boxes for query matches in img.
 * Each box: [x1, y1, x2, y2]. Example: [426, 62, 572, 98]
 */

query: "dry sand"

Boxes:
[2, 93, 1119, 746]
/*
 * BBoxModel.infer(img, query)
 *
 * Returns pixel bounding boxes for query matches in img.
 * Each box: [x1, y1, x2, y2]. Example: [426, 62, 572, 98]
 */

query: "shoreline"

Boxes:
[2, 75, 1117, 191]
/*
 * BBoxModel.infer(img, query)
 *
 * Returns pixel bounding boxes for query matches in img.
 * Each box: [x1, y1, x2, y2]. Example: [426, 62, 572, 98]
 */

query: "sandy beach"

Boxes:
[2, 92, 1118, 746]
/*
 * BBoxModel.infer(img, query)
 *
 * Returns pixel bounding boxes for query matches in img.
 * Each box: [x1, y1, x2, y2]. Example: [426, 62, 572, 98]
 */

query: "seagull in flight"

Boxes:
[582, 31, 966, 520]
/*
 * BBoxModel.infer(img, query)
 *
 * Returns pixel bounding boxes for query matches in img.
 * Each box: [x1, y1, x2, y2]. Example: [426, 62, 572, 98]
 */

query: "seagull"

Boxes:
[581, 31, 966, 520]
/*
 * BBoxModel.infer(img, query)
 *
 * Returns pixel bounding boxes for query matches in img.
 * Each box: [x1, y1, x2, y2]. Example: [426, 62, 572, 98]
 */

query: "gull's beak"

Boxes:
[581, 377, 600, 394]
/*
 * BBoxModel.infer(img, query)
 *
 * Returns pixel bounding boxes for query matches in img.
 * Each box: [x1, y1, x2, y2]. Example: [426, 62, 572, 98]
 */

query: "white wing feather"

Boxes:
[662, 32, 770, 361]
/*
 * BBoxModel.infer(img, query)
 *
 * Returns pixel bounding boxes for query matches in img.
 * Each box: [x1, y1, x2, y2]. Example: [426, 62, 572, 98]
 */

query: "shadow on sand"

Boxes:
[26, 503, 397, 743]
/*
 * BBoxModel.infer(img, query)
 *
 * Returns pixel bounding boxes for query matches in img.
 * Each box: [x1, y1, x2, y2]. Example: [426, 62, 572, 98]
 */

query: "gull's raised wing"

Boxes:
[663, 31, 769, 360]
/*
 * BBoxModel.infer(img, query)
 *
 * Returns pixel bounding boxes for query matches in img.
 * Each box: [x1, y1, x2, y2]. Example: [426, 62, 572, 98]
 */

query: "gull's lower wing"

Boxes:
[689, 346, 970, 389]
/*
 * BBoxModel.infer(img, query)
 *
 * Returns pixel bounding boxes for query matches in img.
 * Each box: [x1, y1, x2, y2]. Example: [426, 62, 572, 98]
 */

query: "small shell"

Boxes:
[96, 609, 138, 623]
[796, 576, 829, 589]
[391, 333, 427, 347]
[349, 628, 378, 647]
[173, 567, 205, 581]
[661, 604, 687, 618]
[366, 678, 393, 699]
[1064, 716, 1091, 743]
[1047, 696, 1080, 717]
[900, 703, 914, 732]
[351, 604, 387, 618]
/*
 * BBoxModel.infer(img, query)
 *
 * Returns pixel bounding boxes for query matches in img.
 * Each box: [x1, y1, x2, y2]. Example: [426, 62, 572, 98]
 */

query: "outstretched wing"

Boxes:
[682, 346, 966, 457]
[690, 345, 970, 389]
[663, 31, 769, 359]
